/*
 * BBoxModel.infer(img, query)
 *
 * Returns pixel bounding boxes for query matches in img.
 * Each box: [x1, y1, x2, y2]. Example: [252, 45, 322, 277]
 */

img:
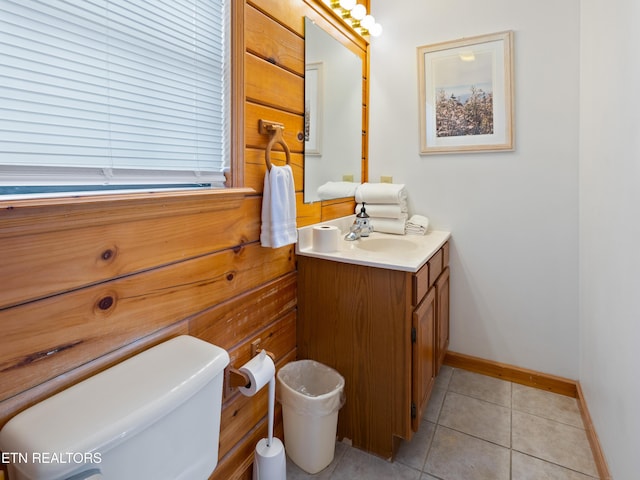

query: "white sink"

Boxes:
[296, 215, 451, 272]
[354, 237, 419, 252]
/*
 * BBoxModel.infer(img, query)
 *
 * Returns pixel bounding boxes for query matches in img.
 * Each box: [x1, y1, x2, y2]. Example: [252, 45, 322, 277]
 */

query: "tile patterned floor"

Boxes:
[286, 366, 599, 479]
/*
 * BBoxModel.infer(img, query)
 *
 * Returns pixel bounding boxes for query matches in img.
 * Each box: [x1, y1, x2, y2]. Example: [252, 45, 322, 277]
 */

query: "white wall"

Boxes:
[369, 0, 580, 378]
[580, 0, 640, 477]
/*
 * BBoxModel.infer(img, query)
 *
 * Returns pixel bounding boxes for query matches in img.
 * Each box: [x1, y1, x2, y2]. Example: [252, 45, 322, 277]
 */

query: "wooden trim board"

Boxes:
[444, 351, 611, 480]
[444, 351, 577, 397]
[576, 383, 612, 480]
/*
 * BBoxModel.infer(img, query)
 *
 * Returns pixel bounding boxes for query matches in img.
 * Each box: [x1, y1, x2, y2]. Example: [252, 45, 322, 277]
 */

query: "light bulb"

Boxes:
[351, 4, 366, 20]
[339, 0, 356, 10]
[458, 52, 475, 62]
[361, 14, 375, 30]
[369, 23, 383, 37]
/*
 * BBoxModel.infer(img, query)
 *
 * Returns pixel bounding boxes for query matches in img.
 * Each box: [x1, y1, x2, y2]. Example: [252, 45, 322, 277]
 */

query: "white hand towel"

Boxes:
[355, 203, 408, 218]
[355, 183, 408, 205]
[260, 165, 297, 248]
[370, 216, 407, 235]
[406, 215, 429, 235]
[317, 181, 360, 200]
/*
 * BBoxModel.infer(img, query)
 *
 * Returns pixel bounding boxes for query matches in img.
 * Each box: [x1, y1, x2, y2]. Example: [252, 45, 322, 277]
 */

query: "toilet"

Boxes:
[0, 335, 229, 480]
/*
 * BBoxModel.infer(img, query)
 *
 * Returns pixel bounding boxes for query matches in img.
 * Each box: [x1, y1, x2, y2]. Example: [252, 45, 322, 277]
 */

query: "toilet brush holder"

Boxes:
[254, 375, 286, 479]
[233, 352, 286, 480]
[253, 437, 286, 480]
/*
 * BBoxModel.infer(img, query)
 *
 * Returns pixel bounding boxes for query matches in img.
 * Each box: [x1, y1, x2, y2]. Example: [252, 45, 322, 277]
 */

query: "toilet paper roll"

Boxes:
[238, 351, 276, 397]
[312, 225, 339, 253]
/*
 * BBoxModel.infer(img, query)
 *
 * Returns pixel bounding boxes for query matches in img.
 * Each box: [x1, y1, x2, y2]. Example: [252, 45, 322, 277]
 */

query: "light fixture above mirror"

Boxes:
[327, 0, 382, 37]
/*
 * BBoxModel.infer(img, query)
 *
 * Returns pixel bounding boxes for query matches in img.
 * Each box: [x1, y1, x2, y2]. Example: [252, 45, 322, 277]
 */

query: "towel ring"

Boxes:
[259, 119, 291, 171]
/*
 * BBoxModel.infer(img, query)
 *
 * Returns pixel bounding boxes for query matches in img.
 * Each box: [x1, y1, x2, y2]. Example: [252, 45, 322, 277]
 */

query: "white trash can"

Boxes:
[276, 360, 345, 474]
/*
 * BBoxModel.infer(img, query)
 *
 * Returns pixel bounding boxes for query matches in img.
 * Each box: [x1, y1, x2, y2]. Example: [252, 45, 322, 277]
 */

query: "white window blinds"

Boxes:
[0, 0, 229, 193]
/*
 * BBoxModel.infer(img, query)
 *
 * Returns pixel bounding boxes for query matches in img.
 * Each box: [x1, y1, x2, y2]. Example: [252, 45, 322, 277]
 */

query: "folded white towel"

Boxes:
[355, 203, 408, 218]
[370, 216, 407, 235]
[406, 214, 429, 235]
[260, 165, 297, 248]
[355, 183, 408, 205]
[317, 181, 360, 200]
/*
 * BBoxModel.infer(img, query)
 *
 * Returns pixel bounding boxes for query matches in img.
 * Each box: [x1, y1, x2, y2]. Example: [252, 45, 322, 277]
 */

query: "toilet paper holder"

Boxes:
[228, 348, 276, 389]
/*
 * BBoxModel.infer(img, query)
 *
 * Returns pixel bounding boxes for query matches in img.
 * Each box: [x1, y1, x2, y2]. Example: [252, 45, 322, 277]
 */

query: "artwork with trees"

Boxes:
[435, 86, 493, 137]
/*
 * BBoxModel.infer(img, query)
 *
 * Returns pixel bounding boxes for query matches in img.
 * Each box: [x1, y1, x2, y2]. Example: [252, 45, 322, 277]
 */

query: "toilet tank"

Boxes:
[0, 335, 229, 480]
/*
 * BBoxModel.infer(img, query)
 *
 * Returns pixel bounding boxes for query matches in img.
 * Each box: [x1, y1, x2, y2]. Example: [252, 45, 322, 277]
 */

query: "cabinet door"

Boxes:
[411, 287, 436, 432]
[435, 266, 450, 374]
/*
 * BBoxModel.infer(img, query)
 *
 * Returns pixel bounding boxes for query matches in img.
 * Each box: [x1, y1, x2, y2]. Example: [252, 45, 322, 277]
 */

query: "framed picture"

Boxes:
[417, 31, 514, 154]
[304, 61, 323, 155]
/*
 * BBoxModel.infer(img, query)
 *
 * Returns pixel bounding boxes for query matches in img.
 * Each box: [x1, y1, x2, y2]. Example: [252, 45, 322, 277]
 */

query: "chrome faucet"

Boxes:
[344, 222, 363, 241]
[344, 203, 373, 241]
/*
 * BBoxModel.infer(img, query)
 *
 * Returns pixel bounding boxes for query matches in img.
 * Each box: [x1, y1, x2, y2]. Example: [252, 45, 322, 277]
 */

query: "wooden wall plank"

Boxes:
[246, 4, 304, 75]
[245, 102, 304, 152]
[295, 193, 322, 227]
[227, 311, 297, 373]
[244, 148, 304, 194]
[0, 243, 295, 402]
[245, 53, 304, 114]
[0, 197, 262, 309]
[0, 188, 252, 239]
[322, 198, 357, 221]
[191, 273, 297, 356]
[249, 0, 306, 36]
[0, 321, 189, 428]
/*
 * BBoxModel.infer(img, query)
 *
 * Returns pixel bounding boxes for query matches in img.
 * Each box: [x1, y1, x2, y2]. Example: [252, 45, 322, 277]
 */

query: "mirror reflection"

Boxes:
[304, 17, 362, 203]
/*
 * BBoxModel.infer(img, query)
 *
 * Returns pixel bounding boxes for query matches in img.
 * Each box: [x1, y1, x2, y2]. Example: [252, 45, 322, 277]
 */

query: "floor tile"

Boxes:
[424, 425, 510, 480]
[424, 366, 457, 424]
[395, 420, 436, 470]
[438, 391, 511, 447]
[512, 410, 598, 477]
[512, 383, 584, 428]
[330, 447, 422, 480]
[284, 368, 599, 480]
[424, 383, 446, 423]
[511, 451, 598, 480]
[448, 369, 511, 407]
[435, 365, 454, 389]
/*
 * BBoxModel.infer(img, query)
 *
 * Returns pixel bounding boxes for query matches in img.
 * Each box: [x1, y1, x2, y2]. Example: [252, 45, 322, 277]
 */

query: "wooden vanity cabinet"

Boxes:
[411, 286, 436, 433]
[435, 266, 450, 373]
[297, 241, 450, 460]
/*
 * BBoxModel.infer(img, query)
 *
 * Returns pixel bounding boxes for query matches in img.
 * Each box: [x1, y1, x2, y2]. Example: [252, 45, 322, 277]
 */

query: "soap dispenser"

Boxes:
[356, 203, 372, 237]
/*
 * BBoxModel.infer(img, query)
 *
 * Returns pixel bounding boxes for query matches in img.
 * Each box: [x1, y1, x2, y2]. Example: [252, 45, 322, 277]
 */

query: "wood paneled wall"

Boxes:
[0, 1, 368, 479]
[245, 0, 368, 227]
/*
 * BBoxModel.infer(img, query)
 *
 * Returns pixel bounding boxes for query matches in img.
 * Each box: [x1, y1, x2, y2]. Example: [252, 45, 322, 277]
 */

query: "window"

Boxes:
[0, 0, 229, 198]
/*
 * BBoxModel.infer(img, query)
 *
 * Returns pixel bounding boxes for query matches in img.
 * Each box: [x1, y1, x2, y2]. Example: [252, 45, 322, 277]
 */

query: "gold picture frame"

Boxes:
[417, 31, 514, 154]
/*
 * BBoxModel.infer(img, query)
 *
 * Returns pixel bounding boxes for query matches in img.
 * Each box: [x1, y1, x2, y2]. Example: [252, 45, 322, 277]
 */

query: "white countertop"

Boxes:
[296, 216, 451, 272]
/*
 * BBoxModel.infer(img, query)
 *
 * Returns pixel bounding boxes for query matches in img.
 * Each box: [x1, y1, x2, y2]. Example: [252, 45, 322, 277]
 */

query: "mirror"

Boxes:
[304, 17, 363, 203]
